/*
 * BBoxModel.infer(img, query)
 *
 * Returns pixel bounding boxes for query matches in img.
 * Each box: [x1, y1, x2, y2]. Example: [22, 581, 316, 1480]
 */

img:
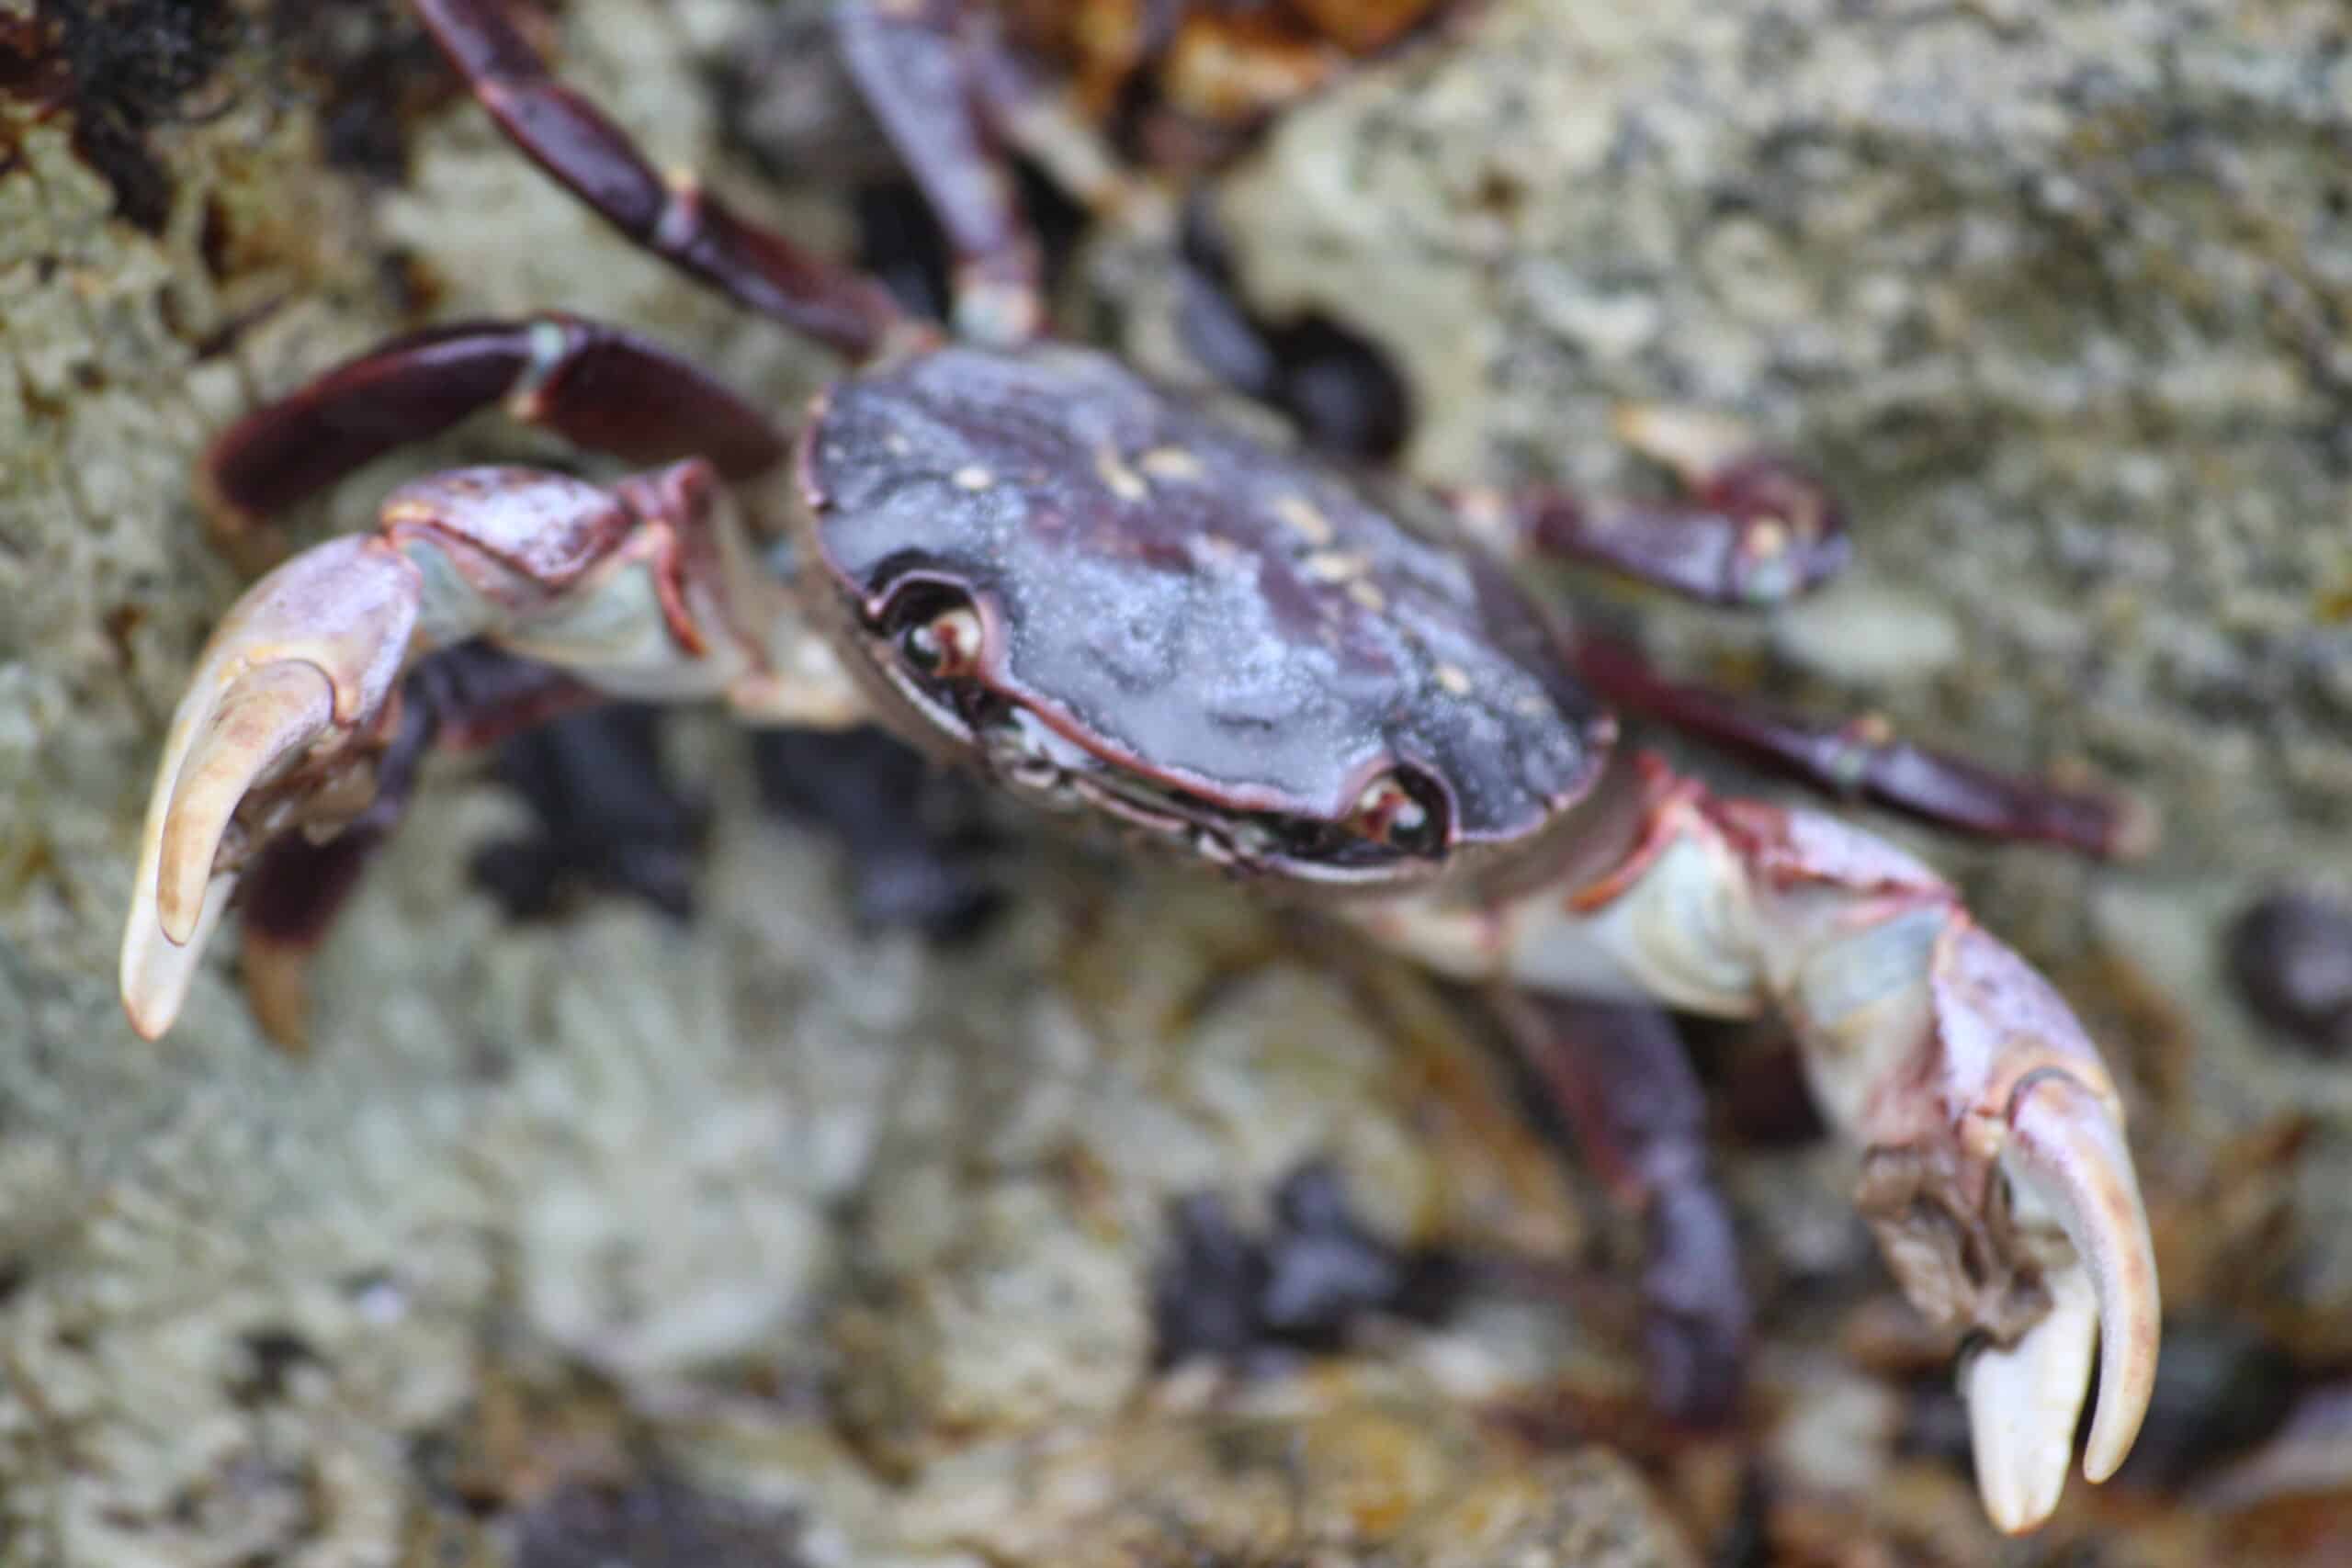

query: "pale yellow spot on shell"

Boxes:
[1140, 446, 1205, 482]
[1304, 551, 1368, 583]
[1435, 664, 1472, 695]
[953, 465, 995, 491]
[1346, 580, 1387, 613]
[1273, 494, 1335, 546]
[1449, 486, 1518, 556]
[1094, 447, 1148, 502]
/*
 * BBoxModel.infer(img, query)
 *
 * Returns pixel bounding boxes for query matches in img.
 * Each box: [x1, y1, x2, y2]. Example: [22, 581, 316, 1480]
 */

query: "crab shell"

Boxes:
[789, 340, 1616, 895]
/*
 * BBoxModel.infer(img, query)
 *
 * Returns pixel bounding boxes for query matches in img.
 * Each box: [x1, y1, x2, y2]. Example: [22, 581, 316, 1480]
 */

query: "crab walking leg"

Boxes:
[832, 0, 1044, 344]
[1357, 755, 2160, 1534]
[203, 315, 793, 544]
[412, 0, 908, 360]
[1569, 636, 2155, 862]
[1493, 992, 1749, 1426]
[121, 459, 864, 1041]
[831, 2, 1139, 335]
[1446, 406, 1854, 607]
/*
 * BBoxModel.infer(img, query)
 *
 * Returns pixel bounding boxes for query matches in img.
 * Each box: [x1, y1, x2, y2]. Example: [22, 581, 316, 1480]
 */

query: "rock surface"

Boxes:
[1, 1, 2346, 1564]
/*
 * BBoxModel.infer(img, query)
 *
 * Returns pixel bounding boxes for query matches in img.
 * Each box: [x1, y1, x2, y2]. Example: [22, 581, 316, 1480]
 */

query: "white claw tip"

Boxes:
[120, 870, 237, 1042]
[1963, 1265, 2098, 1534]
[2007, 1073, 2162, 1492]
[1962, 1067, 2163, 1532]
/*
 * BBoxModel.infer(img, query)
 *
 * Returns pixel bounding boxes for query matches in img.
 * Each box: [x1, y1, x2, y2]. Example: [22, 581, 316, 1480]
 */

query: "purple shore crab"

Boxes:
[119, 0, 2160, 1535]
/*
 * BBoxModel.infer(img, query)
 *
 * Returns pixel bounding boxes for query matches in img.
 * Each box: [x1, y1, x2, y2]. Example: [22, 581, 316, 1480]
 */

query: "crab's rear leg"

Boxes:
[413, 0, 908, 358]
[1359, 756, 2161, 1534]
[123, 460, 862, 1041]
[831, 0, 1050, 343]
[1449, 406, 1855, 607]
[1495, 993, 1748, 1426]
[1568, 634, 2154, 861]
[203, 314, 792, 559]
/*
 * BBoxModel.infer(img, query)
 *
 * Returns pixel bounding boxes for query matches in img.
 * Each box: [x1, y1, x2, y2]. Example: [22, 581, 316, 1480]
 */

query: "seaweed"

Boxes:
[8, 0, 241, 233]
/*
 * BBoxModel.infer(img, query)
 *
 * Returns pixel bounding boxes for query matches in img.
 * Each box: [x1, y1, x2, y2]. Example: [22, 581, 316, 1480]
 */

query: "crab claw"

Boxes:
[1846, 919, 2161, 1534]
[1396, 776, 2161, 1535]
[121, 538, 421, 1040]
[1674, 798, 2157, 1532]
[1965, 1066, 2160, 1531]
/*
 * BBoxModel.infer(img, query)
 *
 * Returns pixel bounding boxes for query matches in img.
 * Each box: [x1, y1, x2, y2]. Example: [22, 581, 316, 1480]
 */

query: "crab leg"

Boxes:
[1494, 992, 1748, 1426]
[122, 459, 863, 1041]
[1359, 754, 2160, 1533]
[202, 314, 792, 546]
[412, 0, 909, 360]
[832, 0, 1044, 343]
[1448, 406, 1853, 606]
[1570, 635, 2155, 861]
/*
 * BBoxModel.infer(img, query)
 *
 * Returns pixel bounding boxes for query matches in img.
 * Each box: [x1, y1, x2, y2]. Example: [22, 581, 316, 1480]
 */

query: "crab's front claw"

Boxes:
[1367, 772, 2160, 1533]
[1847, 920, 2159, 1534]
[1962, 1065, 2159, 1530]
[122, 538, 421, 1039]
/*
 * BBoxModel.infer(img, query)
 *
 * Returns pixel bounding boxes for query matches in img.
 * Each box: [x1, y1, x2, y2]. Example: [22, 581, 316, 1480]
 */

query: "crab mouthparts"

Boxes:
[977, 705, 1263, 864]
[966, 701, 1429, 884]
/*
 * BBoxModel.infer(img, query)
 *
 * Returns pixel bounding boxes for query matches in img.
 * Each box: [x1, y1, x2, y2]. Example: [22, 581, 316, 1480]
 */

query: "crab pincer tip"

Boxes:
[153, 663, 337, 944]
[120, 870, 237, 1041]
[1966, 1068, 2161, 1530]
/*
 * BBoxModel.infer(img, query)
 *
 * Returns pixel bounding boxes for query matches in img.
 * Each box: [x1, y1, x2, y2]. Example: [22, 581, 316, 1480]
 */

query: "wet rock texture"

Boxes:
[0, 0, 2346, 1564]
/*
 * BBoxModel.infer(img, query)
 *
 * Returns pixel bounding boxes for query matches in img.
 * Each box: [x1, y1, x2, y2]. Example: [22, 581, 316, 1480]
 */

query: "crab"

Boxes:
[120, 0, 2161, 1536]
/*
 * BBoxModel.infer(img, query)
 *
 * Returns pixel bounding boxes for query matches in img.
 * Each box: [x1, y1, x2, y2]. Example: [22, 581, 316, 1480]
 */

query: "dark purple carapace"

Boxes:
[796, 342, 1613, 880]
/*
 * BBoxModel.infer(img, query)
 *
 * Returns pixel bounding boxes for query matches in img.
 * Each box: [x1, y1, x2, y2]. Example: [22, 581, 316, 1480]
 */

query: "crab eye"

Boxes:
[1350, 768, 1450, 857]
[885, 584, 983, 680]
